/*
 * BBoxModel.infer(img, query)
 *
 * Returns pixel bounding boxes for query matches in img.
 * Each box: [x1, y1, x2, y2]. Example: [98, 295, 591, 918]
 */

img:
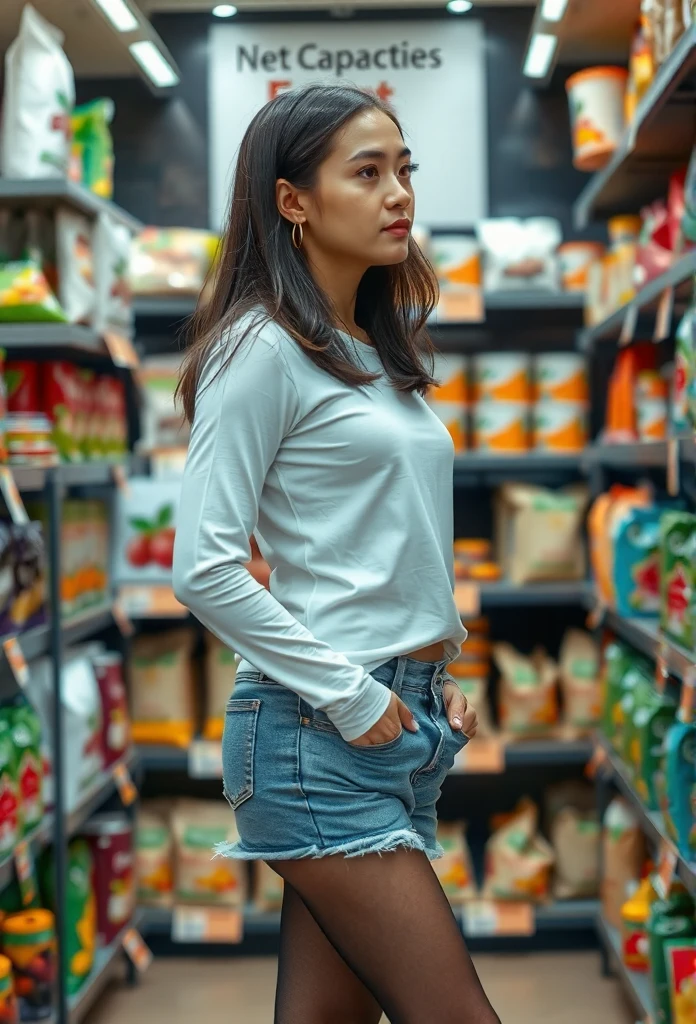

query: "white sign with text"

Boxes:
[209, 20, 487, 229]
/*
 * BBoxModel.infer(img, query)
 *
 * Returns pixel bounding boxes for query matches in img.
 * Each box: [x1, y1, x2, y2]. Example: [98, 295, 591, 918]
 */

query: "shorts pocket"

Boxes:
[222, 698, 261, 810]
[350, 729, 405, 753]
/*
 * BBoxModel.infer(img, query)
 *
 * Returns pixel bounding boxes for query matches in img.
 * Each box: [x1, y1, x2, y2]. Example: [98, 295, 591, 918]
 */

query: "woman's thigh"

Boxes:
[270, 849, 500, 1024]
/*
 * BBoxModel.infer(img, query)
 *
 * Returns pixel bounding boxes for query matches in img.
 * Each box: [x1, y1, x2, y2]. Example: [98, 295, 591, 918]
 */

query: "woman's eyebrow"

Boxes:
[347, 146, 412, 162]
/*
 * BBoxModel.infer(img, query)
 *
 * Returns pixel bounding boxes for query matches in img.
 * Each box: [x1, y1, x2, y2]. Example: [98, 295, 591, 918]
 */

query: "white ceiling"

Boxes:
[142, 0, 533, 11]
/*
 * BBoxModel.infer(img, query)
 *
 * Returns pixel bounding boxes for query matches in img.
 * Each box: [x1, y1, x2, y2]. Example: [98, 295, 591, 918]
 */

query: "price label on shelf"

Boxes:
[104, 331, 139, 370]
[14, 841, 36, 907]
[463, 900, 535, 938]
[111, 464, 130, 495]
[653, 841, 678, 899]
[584, 742, 608, 781]
[172, 906, 244, 944]
[654, 287, 674, 342]
[111, 598, 134, 638]
[586, 601, 606, 631]
[188, 741, 223, 780]
[118, 585, 186, 619]
[454, 582, 481, 618]
[453, 738, 505, 774]
[619, 304, 638, 347]
[667, 438, 680, 498]
[3, 638, 29, 690]
[678, 667, 696, 724]
[0, 468, 28, 525]
[113, 762, 138, 807]
[122, 928, 153, 973]
[655, 639, 670, 693]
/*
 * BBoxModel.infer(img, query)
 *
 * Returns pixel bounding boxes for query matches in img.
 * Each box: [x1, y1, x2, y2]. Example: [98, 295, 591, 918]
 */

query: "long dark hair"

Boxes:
[177, 83, 439, 424]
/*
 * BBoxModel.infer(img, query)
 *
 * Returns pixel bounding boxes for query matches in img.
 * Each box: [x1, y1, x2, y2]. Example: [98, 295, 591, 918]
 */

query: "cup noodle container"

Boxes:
[431, 234, 481, 289]
[431, 354, 468, 405]
[533, 401, 588, 452]
[473, 402, 530, 453]
[428, 400, 467, 452]
[566, 67, 628, 172]
[557, 242, 605, 292]
[472, 353, 531, 403]
[534, 353, 589, 404]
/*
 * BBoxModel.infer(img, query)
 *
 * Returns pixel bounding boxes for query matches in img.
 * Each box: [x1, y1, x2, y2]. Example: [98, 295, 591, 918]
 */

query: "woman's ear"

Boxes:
[276, 178, 306, 226]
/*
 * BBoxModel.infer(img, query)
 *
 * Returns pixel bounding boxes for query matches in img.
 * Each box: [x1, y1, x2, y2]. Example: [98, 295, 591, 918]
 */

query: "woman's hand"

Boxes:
[349, 692, 419, 747]
[443, 680, 478, 739]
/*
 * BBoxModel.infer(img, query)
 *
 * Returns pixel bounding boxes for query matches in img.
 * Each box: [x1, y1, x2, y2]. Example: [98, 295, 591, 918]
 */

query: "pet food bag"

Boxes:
[172, 800, 246, 908]
[136, 802, 174, 908]
[559, 629, 601, 733]
[601, 797, 646, 929]
[204, 632, 237, 741]
[94, 213, 133, 335]
[129, 629, 195, 748]
[495, 483, 588, 584]
[56, 209, 96, 325]
[0, 5, 75, 179]
[550, 806, 600, 899]
[483, 798, 555, 902]
[433, 823, 478, 903]
[494, 643, 559, 737]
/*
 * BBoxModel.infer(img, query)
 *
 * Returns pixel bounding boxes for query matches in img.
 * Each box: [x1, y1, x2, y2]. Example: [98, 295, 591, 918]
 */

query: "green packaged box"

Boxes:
[648, 895, 695, 1024]
[633, 691, 677, 810]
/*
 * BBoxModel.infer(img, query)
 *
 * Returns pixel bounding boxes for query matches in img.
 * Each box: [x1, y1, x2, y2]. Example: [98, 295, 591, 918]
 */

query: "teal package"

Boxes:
[613, 506, 662, 617]
[659, 721, 696, 860]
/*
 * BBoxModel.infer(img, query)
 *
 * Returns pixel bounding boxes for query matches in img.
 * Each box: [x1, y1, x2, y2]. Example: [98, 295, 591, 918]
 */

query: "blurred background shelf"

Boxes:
[598, 610, 695, 680]
[595, 914, 654, 1020]
[0, 179, 142, 232]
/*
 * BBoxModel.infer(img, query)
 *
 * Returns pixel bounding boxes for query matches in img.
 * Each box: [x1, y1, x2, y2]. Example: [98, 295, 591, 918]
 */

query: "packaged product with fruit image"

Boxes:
[112, 478, 181, 584]
[659, 512, 696, 650]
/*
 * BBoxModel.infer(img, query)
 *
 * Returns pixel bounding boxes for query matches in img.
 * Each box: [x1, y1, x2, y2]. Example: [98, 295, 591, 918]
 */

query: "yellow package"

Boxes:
[136, 801, 174, 908]
[129, 629, 195, 748]
[495, 483, 588, 585]
[494, 643, 559, 737]
[483, 798, 555, 902]
[433, 823, 477, 903]
[204, 632, 237, 741]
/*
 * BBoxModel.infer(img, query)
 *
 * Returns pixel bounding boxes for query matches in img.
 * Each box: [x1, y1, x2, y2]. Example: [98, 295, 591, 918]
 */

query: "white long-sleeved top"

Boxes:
[172, 314, 467, 742]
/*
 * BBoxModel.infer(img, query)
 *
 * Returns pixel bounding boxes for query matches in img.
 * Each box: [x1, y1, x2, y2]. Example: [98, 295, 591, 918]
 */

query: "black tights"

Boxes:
[271, 848, 501, 1024]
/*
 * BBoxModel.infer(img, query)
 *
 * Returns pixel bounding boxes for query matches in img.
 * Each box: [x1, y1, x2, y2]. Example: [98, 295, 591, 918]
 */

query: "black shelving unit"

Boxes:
[0, 180, 141, 233]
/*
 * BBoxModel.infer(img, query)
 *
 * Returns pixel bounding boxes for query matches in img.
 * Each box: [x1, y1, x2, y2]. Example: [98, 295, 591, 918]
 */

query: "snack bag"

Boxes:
[56, 210, 95, 326]
[495, 483, 588, 585]
[673, 307, 695, 434]
[94, 213, 133, 335]
[129, 629, 195, 748]
[666, 938, 696, 1024]
[621, 666, 653, 776]
[633, 690, 677, 809]
[41, 839, 95, 995]
[550, 805, 600, 899]
[601, 797, 646, 929]
[10, 700, 43, 836]
[129, 227, 219, 296]
[0, 5, 75, 179]
[483, 798, 554, 902]
[660, 512, 696, 649]
[559, 629, 600, 733]
[0, 717, 19, 860]
[613, 505, 662, 616]
[659, 723, 696, 861]
[0, 261, 66, 323]
[71, 99, 114, 199]
[648, 895, 696, 1024]
[493, 643, 558, 737]
[171, 800, 246, 908]
[433, 823, 477, 903]
[252, 861, 284, 913]
[136, 802, 174, 908]
[204, 633, 237, 742]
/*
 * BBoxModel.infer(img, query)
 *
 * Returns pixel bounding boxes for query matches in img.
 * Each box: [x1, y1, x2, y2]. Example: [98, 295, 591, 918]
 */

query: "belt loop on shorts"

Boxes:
[392, 657, 408, 697]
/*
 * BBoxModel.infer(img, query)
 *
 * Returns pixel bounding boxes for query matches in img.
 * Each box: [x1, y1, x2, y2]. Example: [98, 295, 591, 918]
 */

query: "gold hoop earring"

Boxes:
[292, 222, 304, 249]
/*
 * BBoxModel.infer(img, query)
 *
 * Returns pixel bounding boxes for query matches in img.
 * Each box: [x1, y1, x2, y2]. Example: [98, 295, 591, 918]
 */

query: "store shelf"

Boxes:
[134, 296, 199, 318]
[574, 24, 696, 227]
[0, 324, 108, 356]
[9, 462, 130, 493]
[454, 453, 582, 478]
[140, 904, 280, 939]
[0, 750, 136, 893]
[68, 910, 143, 1024]
[0, 603, 115, 677]
[598, 735, 696, 898]
[0, 179, 141, 233]
[596, 914, 654, 1021]
[137, 745, 190, 773]
[483, 291, 585, 312]
[582, 436, 696, 470]
[534, 899, 599, 931]
[577, 250, 696, 351]
[477, 581, 592, 607]
[599, 609, 695, 681]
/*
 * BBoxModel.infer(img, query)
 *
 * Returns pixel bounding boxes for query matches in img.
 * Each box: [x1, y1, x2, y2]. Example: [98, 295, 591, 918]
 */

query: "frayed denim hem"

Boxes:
[213, 826, 442, 862]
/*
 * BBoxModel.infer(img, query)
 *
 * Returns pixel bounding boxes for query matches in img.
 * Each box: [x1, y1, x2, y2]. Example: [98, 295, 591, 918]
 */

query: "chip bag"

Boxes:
[433, 823, 477, 903]
[171, 800, 246, 908]
[483, 798, 554, 902]
[494, 643, 558, 737]
[559, 629, 600, 733]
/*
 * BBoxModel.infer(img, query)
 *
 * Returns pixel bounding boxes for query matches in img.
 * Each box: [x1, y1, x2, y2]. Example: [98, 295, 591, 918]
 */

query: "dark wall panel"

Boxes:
[77, 7, 600, 239]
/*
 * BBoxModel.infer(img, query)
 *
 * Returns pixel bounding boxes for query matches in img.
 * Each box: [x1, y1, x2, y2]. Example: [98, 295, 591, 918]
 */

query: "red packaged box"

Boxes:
[5, 362, 40, 414]
[82, 813, 134, 946]
[42, 362, 81, 461]
[91, 652, 130, 767]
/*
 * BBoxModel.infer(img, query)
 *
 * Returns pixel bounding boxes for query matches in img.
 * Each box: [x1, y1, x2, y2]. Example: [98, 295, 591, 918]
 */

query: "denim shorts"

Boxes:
[216, 655, 467, 862]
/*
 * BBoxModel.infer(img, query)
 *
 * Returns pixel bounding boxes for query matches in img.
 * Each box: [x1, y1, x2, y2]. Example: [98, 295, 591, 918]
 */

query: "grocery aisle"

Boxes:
[85, 953, 633, 1024]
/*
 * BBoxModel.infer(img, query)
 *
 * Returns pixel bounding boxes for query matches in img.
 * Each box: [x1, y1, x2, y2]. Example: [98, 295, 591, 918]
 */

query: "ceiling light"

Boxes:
[129, 40, 180, 88]
[541, 0, 569, 22]
[212, 4, 238, 15]
[93, 0, 138, 33]
[523, 32, 557, 78]
[447, 0, 473, 11]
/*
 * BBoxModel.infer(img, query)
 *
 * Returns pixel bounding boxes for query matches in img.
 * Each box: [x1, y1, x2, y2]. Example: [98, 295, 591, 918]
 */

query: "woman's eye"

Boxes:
[358, 166, 379, 180]
[400, 162, 420, 178]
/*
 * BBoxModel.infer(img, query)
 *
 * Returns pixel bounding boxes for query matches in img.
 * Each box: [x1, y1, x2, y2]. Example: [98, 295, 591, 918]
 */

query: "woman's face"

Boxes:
[295, 108, 416, 269]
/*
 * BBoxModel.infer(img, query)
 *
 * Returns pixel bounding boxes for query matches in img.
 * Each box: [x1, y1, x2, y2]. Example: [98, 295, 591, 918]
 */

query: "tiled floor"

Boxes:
[87, 952, 633, 1023]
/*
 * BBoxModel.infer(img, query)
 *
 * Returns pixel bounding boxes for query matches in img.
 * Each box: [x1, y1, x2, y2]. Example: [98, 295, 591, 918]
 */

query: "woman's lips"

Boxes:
[383, 220, 410, 238]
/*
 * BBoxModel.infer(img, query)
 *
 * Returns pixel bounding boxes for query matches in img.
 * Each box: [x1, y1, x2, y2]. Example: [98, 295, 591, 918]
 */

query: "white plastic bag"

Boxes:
[57, 208, 96, 325]
[0, 5, 75, 179]
[94, 212, 133, 334]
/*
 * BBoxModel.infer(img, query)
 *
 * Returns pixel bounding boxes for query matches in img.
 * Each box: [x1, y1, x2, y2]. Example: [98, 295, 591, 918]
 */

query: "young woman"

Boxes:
[173, 83, 499, 1024]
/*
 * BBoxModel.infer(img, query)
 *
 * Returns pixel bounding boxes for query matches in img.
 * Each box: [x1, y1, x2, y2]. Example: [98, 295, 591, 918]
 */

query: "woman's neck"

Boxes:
[304, 246, 368, 340]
